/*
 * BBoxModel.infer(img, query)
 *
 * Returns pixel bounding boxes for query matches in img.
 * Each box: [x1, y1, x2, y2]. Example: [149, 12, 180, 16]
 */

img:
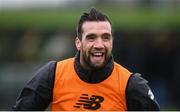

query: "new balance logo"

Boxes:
[74, 94, 104, 110]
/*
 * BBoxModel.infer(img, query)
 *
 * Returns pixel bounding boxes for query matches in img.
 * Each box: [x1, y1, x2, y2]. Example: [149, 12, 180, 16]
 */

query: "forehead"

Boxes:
[82, 21, 112, 35]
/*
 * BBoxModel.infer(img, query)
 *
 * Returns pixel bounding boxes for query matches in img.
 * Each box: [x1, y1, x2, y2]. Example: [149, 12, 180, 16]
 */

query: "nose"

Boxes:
[93, 37, 104, 49]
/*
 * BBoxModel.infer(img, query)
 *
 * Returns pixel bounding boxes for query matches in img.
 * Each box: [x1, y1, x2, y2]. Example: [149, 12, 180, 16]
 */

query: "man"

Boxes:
[12, 8, 160, 111]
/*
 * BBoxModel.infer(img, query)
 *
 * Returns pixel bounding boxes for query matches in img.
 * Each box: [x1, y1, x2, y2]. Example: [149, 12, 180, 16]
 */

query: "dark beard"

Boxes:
[82, 50, 110, 70]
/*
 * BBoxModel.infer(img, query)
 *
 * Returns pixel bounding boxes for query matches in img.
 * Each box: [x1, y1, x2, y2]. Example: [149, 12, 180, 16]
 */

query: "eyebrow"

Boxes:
[86, 33, 111, 37]
[102, 33, 111, 36]
[86, 33, 96, 37]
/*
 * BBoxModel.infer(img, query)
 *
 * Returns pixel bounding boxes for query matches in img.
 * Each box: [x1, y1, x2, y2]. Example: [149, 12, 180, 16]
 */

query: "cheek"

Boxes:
[105, 42, 113, 51]
[82, 42, 92, 50]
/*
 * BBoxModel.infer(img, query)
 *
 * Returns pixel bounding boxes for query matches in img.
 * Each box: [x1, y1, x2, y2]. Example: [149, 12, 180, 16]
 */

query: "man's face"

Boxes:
[76, 21, 113, 69]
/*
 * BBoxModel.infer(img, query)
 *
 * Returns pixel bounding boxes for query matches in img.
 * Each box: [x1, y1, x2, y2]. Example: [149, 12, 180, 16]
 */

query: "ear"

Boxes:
[75, 37, 81, 50]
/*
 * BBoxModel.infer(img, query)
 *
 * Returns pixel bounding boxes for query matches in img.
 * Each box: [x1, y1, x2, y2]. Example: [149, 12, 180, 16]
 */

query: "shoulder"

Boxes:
[126, 73, 149, 95]
[39, 61, 57, 73]
[56, 58, 75, 72]
[114, 62, 132, 76]
[34, 61, 57, 77]
[57, 58, 74, 64]
[28, 61, 57, 85]
[126, 73, 160, 110]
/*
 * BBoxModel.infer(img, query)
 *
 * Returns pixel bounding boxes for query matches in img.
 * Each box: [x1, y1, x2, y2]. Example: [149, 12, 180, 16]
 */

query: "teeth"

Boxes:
[93, 52, 103, 56]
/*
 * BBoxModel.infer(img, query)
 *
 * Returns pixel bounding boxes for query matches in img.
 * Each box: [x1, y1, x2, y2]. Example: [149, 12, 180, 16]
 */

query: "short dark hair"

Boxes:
[77, 8, 112, 39]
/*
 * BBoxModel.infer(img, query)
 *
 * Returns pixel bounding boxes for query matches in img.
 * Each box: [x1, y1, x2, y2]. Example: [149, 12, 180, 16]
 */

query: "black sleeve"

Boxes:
[126, 73, 160, 111]
[12, 61, 56, 111]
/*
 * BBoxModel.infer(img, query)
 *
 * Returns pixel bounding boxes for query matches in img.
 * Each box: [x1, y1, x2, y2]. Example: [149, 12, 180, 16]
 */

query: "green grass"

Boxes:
[0, 7, 180, 29]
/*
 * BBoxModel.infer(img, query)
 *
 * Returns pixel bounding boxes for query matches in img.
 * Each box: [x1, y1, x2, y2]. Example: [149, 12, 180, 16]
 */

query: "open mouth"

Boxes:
[92, 52, 104, 57]
[91, 52, 105, 62]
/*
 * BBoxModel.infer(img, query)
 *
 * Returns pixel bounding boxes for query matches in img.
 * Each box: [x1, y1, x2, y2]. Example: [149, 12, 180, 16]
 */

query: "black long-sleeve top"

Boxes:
[12, 53, 160, 111]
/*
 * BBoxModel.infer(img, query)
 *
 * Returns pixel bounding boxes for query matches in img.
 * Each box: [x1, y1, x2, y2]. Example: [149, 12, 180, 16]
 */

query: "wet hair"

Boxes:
[77, 7, 112, 39]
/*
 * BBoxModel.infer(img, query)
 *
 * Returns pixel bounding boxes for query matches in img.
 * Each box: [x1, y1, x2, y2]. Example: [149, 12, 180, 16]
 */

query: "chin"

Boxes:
[91, 63, 105, 69]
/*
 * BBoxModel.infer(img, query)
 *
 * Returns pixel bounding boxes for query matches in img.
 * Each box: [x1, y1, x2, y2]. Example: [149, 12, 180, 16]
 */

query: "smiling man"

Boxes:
[12, 8, 160, 111]
[76, 21, 112, 69]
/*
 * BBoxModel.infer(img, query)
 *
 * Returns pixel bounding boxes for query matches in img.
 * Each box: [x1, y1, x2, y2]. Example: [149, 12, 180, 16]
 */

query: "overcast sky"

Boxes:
[0, 0, 94, 10]
[0, 0, 178, 10]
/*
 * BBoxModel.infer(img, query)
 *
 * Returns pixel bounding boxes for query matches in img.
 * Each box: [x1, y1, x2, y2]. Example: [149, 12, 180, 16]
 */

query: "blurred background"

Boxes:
[0, 0, 180, 110]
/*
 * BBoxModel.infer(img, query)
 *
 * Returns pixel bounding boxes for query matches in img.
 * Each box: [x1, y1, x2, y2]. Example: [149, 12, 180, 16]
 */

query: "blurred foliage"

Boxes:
[0, 7, 180, 29]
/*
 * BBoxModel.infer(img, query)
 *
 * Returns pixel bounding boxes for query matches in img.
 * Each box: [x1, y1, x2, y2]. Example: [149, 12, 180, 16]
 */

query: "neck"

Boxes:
[74, 51, 114, 83]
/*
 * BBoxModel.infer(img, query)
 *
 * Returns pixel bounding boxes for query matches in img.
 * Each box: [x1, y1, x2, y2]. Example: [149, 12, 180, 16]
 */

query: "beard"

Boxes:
[81, 48, 111, 70]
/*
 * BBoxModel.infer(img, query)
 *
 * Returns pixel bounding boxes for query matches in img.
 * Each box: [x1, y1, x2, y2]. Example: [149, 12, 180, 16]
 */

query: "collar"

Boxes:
[74, 51, 114, 83]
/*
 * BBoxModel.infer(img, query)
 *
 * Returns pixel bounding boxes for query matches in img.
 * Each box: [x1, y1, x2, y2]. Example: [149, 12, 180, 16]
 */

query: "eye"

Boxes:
[86, 35, 96, 41]
[102, 34, 111, 41]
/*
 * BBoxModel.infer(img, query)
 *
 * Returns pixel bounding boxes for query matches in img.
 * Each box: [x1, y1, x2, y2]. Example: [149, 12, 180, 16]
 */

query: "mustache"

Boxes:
[89, 48, 106, 53]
